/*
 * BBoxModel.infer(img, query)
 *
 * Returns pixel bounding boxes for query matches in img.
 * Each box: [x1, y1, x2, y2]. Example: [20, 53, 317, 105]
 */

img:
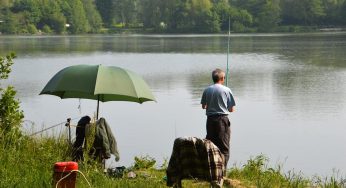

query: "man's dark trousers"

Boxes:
[206, 115, 231, 169]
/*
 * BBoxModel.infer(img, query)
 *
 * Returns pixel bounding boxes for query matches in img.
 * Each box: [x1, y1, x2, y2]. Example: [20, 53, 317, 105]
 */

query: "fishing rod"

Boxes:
[225, 16, 231, 87]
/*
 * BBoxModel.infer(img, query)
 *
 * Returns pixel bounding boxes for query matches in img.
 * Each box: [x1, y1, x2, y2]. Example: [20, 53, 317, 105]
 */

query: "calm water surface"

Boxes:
[1, 33, 346, 177]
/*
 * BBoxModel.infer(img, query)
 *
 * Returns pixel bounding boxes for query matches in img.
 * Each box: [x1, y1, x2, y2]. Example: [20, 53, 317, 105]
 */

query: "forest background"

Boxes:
[0, 0, 346, 34]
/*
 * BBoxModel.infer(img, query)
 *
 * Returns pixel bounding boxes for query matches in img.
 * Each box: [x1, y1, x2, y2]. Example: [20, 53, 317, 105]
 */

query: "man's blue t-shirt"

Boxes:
[201, 84, 236, 116]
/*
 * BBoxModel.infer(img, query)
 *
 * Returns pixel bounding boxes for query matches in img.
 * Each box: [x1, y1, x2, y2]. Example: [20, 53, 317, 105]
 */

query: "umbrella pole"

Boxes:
[97, 95, 100, 120]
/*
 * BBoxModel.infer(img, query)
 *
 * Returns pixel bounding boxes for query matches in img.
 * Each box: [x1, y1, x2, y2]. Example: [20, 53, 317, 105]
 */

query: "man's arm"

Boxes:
[228, 106, 235, 112]
[201, 89, 207, 109]
[228, 91, 236, 112]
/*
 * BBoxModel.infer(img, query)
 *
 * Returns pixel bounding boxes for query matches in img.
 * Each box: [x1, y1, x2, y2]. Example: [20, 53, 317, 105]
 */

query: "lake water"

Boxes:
[1, 33, 346, 177]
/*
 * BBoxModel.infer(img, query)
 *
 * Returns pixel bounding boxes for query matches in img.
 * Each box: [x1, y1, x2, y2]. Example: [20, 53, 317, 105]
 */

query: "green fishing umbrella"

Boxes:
[40, 64, 156, 119]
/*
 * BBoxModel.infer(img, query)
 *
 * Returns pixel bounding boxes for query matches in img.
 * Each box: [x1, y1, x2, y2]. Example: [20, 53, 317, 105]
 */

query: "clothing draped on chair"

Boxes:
[166, 137, 224, 187]
[73, 117, 120, 162]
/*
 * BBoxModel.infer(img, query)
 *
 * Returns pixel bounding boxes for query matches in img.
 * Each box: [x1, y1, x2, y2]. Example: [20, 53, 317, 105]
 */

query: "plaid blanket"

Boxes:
[166, 137, 224, 186]
[204, 139, 224, 182]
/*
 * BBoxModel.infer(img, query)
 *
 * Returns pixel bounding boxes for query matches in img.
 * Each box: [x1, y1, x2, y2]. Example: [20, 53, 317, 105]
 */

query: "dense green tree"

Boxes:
[0, 0, 11, 7]
[0, 0, 13, 13]
[82, 0, 103, 33]
[114, 0, 138, 27]
[138, 0, 159, 28]
[227, 6, 253, 32]
[0, 8, 18, 34]
[0, 0, 346, 34]
[257, 0, 281, 32]
[322, 0, 340, 24]
[139, 0, 173, 30]
[212, 0, 231, 30]
[39, 0, 66, 34]
[166, 0, 220, 33]
[310, 0, 327, 23]
[281, 0, 325, 25]
[166, 0, 189, 31]
[160, 0, 176, 28]
[322, 0, 346, 25]
[236, 9, 253, 26]
[190, 0, 220, 32]
[342, 1, 346, 24]
[11, 0, 41, 25]
[232, 0, 280, 31]
[65, 0, 90, 34]
[96, 0, 115, 27]
[232, 0, 263, 17]
[45, 13, 66, 34]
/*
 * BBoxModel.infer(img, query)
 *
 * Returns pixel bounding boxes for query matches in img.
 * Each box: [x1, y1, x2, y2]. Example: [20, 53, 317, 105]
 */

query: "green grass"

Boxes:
[0, 133, 170, 187]
[228, 155, 309, 187]
[0, 134, 71, 187]
[227, 155, 346, 188]
[1, 134, 345, 188]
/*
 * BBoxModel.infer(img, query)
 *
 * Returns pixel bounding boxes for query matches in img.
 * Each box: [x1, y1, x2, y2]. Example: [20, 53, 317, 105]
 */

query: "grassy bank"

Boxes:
[0, 134, 345, 188]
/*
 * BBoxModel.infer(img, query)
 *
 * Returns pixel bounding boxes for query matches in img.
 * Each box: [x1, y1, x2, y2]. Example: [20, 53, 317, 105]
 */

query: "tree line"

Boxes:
[0, 0, 346, 34]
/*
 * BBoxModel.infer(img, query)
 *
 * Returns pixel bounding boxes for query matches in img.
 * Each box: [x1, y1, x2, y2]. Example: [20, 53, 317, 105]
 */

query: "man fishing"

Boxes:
[201, 68, 236, 170]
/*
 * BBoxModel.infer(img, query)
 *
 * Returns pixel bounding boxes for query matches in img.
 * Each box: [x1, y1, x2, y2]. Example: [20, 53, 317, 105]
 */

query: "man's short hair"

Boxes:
[212, 69, 224, 83]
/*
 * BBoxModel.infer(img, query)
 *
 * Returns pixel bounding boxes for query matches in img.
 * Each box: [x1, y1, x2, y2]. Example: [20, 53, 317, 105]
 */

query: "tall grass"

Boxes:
[228, 155, 346, 188]
[0, 134, 71, 187]
[1, 133, 345, 187]
[0, 132, 168, 187]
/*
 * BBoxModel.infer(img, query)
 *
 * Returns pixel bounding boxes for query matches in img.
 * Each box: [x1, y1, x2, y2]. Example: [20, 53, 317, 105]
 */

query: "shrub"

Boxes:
[232, 21, 246, 32]
[27, 24, 38, 34]
[133, 155, 156, 170]
[42, 24, 52, 34]
[0, 53, 24, 139]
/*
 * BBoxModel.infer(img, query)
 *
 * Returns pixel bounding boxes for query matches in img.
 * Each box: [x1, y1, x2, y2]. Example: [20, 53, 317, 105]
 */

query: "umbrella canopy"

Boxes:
[40, 64, 156, 118]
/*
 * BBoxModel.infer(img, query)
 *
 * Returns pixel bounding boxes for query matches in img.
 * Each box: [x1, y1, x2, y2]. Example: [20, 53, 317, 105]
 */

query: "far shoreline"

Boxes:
[1, 25, 346, 36]
[1, 30, 346, 38]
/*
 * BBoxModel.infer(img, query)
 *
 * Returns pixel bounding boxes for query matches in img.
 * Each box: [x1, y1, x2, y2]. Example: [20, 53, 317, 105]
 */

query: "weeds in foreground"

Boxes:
[1, 134, 345, 188]
[0, 134, 71, 187]
[228, 155, 346, 188]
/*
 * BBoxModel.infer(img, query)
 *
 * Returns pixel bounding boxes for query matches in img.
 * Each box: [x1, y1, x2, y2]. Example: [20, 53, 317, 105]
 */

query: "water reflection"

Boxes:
[1, 33, 346, 68]
[2, 33, 346, 176]
[272, 65, 346, 120]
